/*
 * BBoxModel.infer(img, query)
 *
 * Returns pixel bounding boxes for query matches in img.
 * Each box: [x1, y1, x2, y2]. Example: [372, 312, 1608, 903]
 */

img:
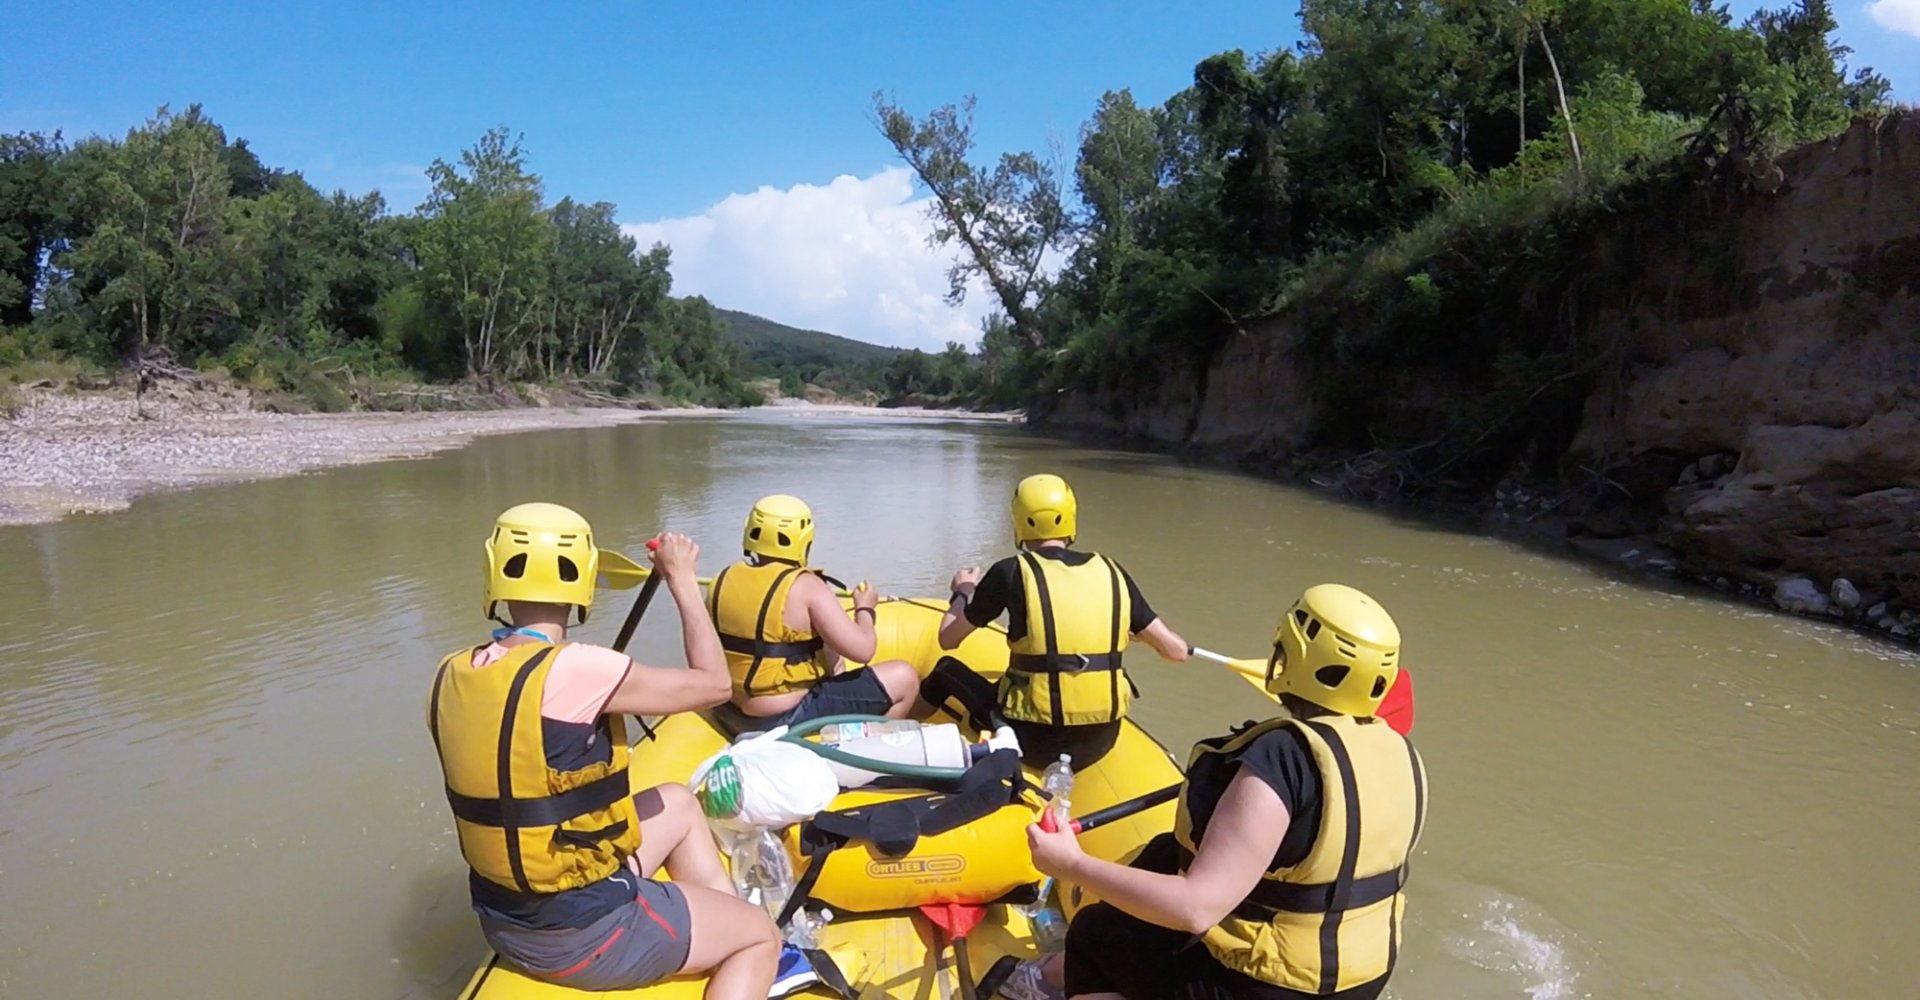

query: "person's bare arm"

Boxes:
[1027, 767, 1285, 934]
[937, 567, 983, 650]
[1136, 617, 1192, 663]
[604, 533, 731, 716]
[803, 574, 878, 664]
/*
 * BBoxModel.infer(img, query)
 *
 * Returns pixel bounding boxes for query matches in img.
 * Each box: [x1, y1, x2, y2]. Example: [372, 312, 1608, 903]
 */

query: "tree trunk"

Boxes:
[1517, 34, 1527, 158]
[1537, 25, 1582, 174]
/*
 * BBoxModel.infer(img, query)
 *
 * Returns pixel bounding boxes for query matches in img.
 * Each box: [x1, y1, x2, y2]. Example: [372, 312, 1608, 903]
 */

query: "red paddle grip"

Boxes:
[1038, 808, 1081, 834]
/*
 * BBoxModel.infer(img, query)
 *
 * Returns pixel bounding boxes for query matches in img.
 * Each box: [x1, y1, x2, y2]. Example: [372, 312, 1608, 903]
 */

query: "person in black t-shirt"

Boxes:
[1017, 583, 1427, 1000]
[915, 473, 1190, 769]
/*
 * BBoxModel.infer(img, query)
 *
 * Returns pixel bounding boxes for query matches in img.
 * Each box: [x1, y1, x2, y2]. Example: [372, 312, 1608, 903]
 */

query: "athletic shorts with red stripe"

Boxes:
[478, 874, 692, 990]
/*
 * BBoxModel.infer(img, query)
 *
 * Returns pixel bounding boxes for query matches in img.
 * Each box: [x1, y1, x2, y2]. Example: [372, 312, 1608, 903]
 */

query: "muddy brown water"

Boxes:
[2, 410, 1917, 998]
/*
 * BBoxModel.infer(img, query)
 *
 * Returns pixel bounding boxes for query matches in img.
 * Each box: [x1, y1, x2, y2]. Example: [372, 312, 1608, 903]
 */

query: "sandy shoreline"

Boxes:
[0, 387, 700, 526]
[0, 387, 1023, 527]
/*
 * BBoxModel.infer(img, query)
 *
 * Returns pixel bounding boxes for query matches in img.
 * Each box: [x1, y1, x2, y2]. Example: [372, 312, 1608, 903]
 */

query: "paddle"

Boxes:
[1189, 647, 1416, 736]
[609, 540, 664, 653]
[1037, 782, 1180, 835]
[919, 902, 986, 1000]
[610, 566, 868, 601]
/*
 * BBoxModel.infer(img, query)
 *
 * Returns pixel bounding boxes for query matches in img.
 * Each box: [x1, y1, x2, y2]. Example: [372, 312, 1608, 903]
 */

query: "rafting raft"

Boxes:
[456, 595, 1185, 999]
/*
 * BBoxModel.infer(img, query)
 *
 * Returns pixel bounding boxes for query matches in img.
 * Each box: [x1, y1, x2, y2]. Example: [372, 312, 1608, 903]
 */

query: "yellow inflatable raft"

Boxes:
[454, 596, 1183, 999]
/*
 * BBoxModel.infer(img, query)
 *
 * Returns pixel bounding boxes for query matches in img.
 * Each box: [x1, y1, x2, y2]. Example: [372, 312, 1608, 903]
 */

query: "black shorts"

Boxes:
[919, 657, 1120, 769]
[713, 668, 894, 737]
[1064, 836, 1388, 1000]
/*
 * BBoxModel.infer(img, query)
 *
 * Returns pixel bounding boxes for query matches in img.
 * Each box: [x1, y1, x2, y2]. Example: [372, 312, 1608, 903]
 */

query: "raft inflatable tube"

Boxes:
[454, 595, 1183, 999]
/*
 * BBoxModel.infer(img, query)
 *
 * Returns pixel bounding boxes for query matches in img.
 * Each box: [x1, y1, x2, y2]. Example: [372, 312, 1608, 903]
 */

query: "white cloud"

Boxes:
[623, 168, 993, 350]
[1868, 0, 1920, 36]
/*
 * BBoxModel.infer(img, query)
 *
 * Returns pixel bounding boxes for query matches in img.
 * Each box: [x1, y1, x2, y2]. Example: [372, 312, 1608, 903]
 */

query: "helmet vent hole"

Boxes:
[502, 554, 528, 579]
[556, 557, 579, 583]
[1305, 618, 1322, 641]
[554, 533, 576, 548]
[1315, 665, 1350, 688]
[1293, 609, 1310, 627]
[749, 527, 762, 541]
[1370, 676, 1388, 699]
[777, 532, 791, 547]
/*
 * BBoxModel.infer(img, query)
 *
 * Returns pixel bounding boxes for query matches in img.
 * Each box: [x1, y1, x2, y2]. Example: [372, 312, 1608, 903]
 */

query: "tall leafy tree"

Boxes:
[872, 94, 1069, 349]
[413, 128, 551, 379]
[0, 132, 68, 328]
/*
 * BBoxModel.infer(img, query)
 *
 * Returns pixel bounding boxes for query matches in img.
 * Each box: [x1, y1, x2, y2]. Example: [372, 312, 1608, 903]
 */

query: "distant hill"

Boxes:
[719, 308, 900, 377]
[717, 308, 904, 400]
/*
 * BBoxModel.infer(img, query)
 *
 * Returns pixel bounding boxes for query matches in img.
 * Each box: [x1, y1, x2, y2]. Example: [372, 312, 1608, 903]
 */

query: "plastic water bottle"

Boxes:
[787, 906, 834, 949]
[1027, 880, 1067, 951]
[1020, 754, 1076, 951]
[1041, 753, 1075, 828]
[730, 827, 794, 921]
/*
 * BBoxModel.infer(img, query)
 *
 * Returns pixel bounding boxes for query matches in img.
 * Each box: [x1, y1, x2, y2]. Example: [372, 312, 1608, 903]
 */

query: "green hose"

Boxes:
[778, 713, 973, 782]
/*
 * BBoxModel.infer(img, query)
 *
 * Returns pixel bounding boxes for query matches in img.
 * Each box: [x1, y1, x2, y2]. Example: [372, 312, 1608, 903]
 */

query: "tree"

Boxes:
[543, 199, 669, 379]
[872, 94, 1068, 350]
[413, 128, 551, 379]
[57, 105, 238, 358]
[0, 132, 68, 328]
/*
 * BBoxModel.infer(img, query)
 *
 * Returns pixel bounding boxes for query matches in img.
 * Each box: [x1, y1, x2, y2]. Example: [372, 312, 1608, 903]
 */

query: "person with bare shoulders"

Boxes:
[426, 503, 781, 998]
[707, 494, 921, 735]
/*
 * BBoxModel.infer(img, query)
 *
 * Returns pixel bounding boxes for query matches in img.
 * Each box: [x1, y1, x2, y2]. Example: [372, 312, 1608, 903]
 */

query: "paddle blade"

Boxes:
[1378, 669, 1415, 735]
[920, 902, 986, 939]
[597, 549, 650, 590]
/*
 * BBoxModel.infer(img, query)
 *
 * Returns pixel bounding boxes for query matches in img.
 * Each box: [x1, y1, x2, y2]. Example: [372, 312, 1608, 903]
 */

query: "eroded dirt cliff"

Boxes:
[1037, 115, 1920, 619]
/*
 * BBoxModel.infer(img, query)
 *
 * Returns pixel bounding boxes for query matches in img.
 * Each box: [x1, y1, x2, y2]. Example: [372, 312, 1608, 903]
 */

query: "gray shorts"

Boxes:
[479, 876, 693, 991]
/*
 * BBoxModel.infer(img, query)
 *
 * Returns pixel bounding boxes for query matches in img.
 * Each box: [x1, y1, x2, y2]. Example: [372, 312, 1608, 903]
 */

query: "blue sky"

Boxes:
[3, 0, 1914, 348]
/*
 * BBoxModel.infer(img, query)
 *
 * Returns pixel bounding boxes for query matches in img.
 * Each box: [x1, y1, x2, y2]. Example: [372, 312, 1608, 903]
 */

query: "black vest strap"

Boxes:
[1235, 865, 1407, 917]
[720, 632, 825, 661]
[1006, 651, 1124, 674]
[443, 766, 632, 829]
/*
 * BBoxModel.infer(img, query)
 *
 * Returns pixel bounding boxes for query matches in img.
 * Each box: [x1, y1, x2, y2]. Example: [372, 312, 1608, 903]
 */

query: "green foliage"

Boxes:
[870, 0, 1892, 449]
[2, 112, 759, 408]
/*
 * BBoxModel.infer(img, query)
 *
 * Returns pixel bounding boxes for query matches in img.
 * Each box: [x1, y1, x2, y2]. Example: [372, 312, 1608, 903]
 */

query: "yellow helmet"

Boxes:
[483, 502, 603, 623]
[1012, 474, 1078, 545]
[1267, 584, 1401, 718]
[743, 494, 814, 564]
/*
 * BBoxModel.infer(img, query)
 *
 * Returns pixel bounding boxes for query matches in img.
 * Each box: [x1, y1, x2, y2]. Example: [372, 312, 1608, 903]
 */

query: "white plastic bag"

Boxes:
[689, 726, 839, 831]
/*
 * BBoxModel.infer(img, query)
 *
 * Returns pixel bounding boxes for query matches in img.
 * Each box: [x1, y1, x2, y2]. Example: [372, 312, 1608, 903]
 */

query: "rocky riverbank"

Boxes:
[0, 379, 701, 526]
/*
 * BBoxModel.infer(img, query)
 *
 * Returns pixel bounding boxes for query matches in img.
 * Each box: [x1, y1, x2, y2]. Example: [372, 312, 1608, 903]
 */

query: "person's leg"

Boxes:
[867, 658, 921, 718]
[1063, 901, 1199, 1000]
[675, 881, 780, 1000]
[914, 656, 1001, 727]
[630, 782, 729, 894]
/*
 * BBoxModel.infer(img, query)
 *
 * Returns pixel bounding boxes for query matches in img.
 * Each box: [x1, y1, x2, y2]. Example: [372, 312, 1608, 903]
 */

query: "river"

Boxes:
[1, 409, 1916, 998]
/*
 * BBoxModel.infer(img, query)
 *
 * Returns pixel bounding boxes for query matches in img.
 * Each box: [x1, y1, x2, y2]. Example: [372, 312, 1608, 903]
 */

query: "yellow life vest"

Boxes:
[1173, 715, 1427, 994]
[1000, 551, 1133, 726]
[428, 643, 642, 895]
[708, 559, 832, 699]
